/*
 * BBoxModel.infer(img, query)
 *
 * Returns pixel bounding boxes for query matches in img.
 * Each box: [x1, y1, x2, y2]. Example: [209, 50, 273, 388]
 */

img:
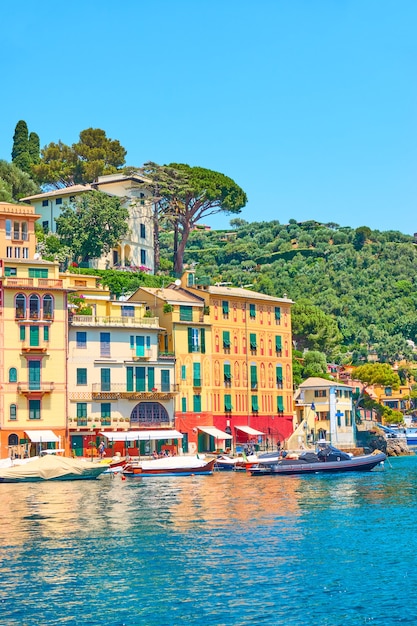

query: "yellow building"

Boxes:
[294, 377, 355, 448]
[130, 271, 294, 453]
[0, 203, 70, 458]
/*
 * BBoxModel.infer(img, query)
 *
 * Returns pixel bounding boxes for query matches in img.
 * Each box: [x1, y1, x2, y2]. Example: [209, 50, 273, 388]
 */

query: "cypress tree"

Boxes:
[28, 132, 40, 165]
[12, 120, 29, 162]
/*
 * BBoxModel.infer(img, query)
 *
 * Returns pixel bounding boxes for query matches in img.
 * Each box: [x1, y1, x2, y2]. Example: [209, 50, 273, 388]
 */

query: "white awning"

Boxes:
[25, 430, 60, 443]
[234, 425, 265, 436]
[197, 426, 233, 439]
[100, 430, 183, 442]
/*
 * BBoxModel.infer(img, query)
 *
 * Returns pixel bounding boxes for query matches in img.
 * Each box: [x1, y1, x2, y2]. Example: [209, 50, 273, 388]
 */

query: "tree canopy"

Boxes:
[11, 120, 40, 174]
[33, 128, 127, 187]
[55, 191, 129, 263]
[0, 160, 40, 201]
[141, 162, 247, 274]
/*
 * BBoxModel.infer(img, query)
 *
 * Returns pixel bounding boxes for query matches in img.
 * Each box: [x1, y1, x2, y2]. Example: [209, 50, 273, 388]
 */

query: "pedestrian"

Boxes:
[98, 441, 106, 459]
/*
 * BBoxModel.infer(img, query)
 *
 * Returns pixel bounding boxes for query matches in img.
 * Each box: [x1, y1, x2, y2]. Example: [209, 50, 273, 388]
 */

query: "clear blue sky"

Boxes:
[1, 0, 416, 233]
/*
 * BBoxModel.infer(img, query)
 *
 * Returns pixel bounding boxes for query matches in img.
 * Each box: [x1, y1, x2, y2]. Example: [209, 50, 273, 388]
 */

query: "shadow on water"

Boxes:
[0, 455, 417, 625]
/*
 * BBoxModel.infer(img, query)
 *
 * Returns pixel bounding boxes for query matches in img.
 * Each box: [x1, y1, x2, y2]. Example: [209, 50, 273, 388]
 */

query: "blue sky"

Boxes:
[1, 0, 416, 233]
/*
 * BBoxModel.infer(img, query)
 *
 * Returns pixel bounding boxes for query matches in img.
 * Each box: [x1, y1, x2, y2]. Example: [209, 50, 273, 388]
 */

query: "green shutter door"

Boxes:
[200, 328, 206, 354]
[136, 336, 145, 357]
[147, 367, 155, 391]
[101, 368, 111, 391]
[188, 328, 193, 353]
[193, 362, 201, 386]
[30, 326, 39, 347]
[250, 365, 258, 389]
[28, 361, 41, 390]
[135, 367, 146, 391]
[127, 367, 134, 392]
[161, 370, 170, 392]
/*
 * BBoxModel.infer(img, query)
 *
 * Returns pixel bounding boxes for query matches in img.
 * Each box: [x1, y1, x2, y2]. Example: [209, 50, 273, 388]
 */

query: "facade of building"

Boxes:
[130, 271, 294, 453]
[64, 273, 179, 457]
[294, 377, 356, 448]
[20, 173, 155, 272]
[0, 203, 70, 458]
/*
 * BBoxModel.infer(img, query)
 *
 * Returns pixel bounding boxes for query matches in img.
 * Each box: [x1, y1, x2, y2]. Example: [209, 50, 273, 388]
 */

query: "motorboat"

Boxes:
[0, 455, 108, 482]
[249, 445, 386, 476]
[123, 455, 216, 477]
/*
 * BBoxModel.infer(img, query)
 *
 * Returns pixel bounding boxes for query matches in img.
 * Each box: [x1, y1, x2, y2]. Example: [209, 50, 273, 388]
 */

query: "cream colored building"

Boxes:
[294, 377, 356, 448]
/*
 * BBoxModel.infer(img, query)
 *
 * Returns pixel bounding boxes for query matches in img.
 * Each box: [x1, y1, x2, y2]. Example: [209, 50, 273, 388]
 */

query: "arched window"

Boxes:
[9, 368, 17, 383]
[8, 433, 18, 446]
[43, 294, 54, 320]
[15, 294, 26, 319]
[29, 294, 40, 320]
[10, 404, 17, 420]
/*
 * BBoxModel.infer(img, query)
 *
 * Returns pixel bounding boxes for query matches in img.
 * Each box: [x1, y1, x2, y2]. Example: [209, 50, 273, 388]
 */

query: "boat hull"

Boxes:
[250, 452, 386, 476]
[123, 458, 216, 477]
[0, 470, 105, 483]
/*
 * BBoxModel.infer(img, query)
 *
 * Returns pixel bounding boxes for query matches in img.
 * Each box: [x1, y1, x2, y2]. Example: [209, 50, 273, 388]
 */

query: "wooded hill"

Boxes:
[159, 220, 417, 365]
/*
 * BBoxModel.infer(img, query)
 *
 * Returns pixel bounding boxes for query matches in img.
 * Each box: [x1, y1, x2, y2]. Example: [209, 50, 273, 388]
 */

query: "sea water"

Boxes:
[1, 455, 417, 626]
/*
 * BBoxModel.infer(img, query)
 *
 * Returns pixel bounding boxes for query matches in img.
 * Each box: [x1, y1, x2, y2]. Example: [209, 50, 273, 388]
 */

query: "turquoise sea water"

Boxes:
[1, 455, 417, 626]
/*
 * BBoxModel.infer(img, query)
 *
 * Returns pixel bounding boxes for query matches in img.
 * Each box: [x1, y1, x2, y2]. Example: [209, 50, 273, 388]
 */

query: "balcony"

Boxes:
[17, 382, 55, 394]
[158, 352, 176, 361]
[21, 342, 49, 355]
[70, 315, 159, 328]
[3, 277, 63, 289]
[130, 350, 152, 361]
[91, 383, 179, 400]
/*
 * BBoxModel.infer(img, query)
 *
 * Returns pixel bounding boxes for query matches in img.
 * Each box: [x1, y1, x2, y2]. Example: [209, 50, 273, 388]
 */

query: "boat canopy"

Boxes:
[234, 425, 264, 436]
[197, 426, 233, 439]
[25, 430, 59, 443]
[99, 430, 183, 442]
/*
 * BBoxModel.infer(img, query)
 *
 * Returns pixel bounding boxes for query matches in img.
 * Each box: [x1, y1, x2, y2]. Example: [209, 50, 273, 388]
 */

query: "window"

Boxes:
[345, 410, 352, 426]
[135, 367, 146, 391]
[29, 294, 40, 320]
[9, 367, 17, 383]
[250, 365, 258, 390]
[101, 368, 111, 391]
[29, 268, 48, 278]
[100, 332, 111, 357]
[140, 223, 146, 238]
[251, 395, 259, 412]
[76, 403, 87, 418]
[222, 301, 229, 318]
[223, 331, 231, 350]
[314, 390, 327, 398]
[21, 222, 28, 241]
[121, 306, 134, 318]
[76, 332, 87, 348]
[19, 326, 25, 341]
[5, 267, 17, 276]
[29, 325, 39, 347]
[42, 221, 49, 232]
[385, 387, 392, 396]
[140, 249, 146, 265]
[276, 365, 283, 389]
[22, 247, 29, 259]
[249, 304, 256, 318]
[56, 198, 62, 205]
[5, 219, 11, 239]
[180, 306, 193, 321]
[42, 199, 49, 207]
[181, 397, 187, 413]
[15, 294, 26, 319]
[224, 394, 232, 412]
[275, 307, 281, 323]
[43, 326, 49, 342]
[28, 361, 41, 390]
[13, 222, 20, 239]
[193, 363, 201, 387]
[147, 367, 155, 391]
[250, 333, 257, 353]
[126, 367, 134, 392]
[77, 368, 87, 385]
[101, 403, 111, 423]
[193, 395, 202, 412]
[10, 404, 17, 420]
[188, 328, 200, 353]
[29, 399, 41, 420]
[6, 247, 12, 258]
[43, 295, 54, 320]
[181, 365, 186, 380]
[15, 247, 20, 258]
[161, 370, 171, 392]
[275, 335, 282, 355]
[277, 396, 284, 414]
[224, 363, 231, 387]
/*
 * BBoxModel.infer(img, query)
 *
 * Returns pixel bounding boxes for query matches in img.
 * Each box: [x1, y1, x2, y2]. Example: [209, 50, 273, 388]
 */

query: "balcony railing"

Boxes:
[70, 315, 159, 327]
[3, 277, 63, 289]
[158, 352, 176, 360]
[17, 382, 55, 394]
[91, 383, 179, 398]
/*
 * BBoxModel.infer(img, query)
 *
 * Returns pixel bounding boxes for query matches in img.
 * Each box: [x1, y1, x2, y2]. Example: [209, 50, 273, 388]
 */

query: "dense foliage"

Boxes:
[159, 219, 417, 364]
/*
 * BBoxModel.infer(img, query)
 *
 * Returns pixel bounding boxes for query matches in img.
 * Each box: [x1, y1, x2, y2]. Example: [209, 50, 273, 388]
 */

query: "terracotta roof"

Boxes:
[298, 377, 352, 389]
[191, 284, 293, 304]
[131, 287, 204, 306]
[20, 185, 92, 202]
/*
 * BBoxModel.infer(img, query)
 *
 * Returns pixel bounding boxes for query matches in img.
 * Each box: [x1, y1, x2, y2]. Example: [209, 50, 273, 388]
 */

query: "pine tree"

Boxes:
[28, 132, 40, 165]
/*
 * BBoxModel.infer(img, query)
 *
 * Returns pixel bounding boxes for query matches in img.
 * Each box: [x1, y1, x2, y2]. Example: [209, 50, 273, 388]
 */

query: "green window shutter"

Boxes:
[77, 368, 87, 385]
[250, 365, 258, 388]
[193, 362, 201, 386]
[161, 370, 170, 392]
[200, 328, 206, 354]
[222, 300, 229, 315]
[76, 402, 87, 418]
[19, 325, 25, 341]
[249, 303, 256, 318]
[43, 325, 49, 342]
[9, 368, 17, 383]
[181, 365, 186, 380]
[101, 368, 111, 391]
[193, 395, 202, 412]
[251, 395, 259, 412]
[275, 335, 282, 351]
[275, 307, 281, 321]
[224, 363, 231, 380]
[180, 306, 193, 321]
[223, 331, 231, 348]
[187, 328, 193, 353]
[101, 403, 111, 418]
[224, 394, 232, 411]
[28, 361, 41, 390]
[277, 396, 284, 412]
[126, 367, 134, 392]
[276, 365, 283, 384]
[147, 367, 155, 391]
[130, 335, 134, 349]
[250, 333, 257, 349]
[181, 397, 187, 412]
[30, 325, 39, 347]
[135, 367, 146, 391]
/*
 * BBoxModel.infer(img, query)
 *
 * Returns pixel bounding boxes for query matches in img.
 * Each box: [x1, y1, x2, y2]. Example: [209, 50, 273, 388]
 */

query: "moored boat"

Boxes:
[0, 454, 108, 482]
[249, 445, 386, 476]
[123, 455, 216, 477]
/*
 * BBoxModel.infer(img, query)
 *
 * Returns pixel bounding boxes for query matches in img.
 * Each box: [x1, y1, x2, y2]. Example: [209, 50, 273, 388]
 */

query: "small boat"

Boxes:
[123, 455, 216, 477]
[0, 455, 108, 482]
[249, 445, 386, 476]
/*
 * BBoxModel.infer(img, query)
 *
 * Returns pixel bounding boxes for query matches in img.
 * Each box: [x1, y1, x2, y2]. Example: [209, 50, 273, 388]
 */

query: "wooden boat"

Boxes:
[249, 446, 386, 476]
[0, 455, 108, 482]
[123, 456, 216, 477]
